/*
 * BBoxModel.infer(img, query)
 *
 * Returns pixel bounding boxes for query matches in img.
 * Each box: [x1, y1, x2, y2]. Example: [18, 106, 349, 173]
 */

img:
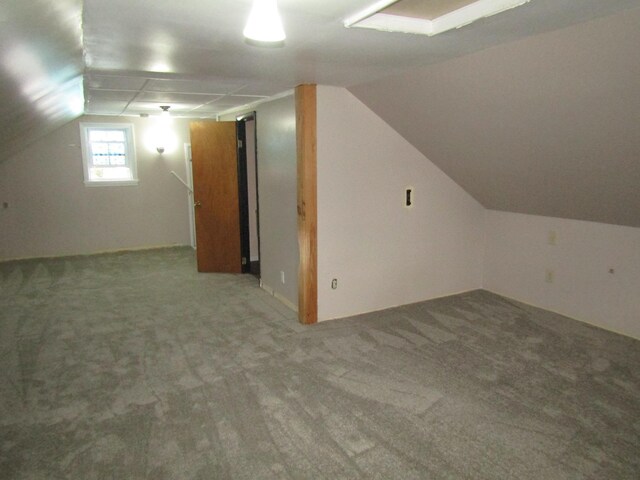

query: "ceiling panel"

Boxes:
[125, 102, 202, 114]
[144, 78, 246, 95]
[86, 89, 137, 102]
[85, 100, 129, 114]
[234, 83, 292, 97]
[134, 91, 223, 104]
[187, 95, 270, 115]
[189, 104, 231, 114]
[86, 74, 148, 91]
[216, 95, 270, 105]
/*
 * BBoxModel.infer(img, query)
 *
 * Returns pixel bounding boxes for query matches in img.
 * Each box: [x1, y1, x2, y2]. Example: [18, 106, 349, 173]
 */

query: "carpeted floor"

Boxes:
[1, 247, 639, 479]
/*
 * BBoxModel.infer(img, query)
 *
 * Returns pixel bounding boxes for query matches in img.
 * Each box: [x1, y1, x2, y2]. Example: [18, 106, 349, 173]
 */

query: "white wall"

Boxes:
[484, 210, 640, 339]
[0, 115, 192, 260]
[316, 86, 485, 321]
[222, 96, 299, 309]
[0, 167, 8, 254]
[245, 118, 259, 262]
[253, 96, 299, 308]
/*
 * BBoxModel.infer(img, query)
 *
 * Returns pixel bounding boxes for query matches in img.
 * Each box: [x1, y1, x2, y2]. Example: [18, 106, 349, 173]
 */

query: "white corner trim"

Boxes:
[433, 0, 531, 35]
[345, 0, 531, 36]
[352, 13, 432, 35]
[216, 89, 294, 119]
[274, 292, 298, 313]
[260, 281, 299, 313]
[344, 0, 398, 28]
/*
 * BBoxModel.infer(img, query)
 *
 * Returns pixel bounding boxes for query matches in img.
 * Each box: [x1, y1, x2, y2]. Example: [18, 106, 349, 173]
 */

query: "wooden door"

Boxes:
[190, 121, 241, 273]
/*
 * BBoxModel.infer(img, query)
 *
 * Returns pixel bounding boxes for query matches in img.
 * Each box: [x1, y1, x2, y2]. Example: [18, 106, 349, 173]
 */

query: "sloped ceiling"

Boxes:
[78, 0, 640, 121]
[1, 0, 639, 227]
[350, 6, 640, 228]
[0, 0, 84, 160]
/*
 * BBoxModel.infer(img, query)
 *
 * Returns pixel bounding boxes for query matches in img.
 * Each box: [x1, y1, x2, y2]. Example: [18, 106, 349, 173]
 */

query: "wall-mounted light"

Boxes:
[243, 0, 286, 44]
[159, 105, 171, 120]
[156, 106, 170, 153]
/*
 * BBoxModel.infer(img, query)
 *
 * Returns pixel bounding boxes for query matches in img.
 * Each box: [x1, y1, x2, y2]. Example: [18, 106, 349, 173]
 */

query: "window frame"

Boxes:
[80, 122, 138, 187]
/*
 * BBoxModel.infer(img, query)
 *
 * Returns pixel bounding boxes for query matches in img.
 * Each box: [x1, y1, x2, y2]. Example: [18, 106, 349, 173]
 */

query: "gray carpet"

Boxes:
[1, 247, 639, 479]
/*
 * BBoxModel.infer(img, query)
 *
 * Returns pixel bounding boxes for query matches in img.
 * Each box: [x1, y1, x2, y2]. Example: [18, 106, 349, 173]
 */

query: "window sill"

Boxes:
[84, 180, 139, 187]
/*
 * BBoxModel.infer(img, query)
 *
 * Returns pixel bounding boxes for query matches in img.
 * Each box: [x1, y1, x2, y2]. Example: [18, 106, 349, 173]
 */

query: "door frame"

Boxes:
[183, 143, 196, 249]
[236, 119, 250, 273]
[236, 112, 260, 275]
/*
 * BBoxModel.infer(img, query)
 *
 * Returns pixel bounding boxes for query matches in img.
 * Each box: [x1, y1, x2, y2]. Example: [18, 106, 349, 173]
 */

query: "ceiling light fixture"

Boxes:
[243, 0, 286, 44]
[156, 106, 171, 154]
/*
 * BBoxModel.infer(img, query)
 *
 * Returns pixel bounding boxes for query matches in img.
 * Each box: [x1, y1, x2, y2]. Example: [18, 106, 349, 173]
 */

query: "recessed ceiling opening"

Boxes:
[384, 0, 479, 20]
[344, 0, 531, 36]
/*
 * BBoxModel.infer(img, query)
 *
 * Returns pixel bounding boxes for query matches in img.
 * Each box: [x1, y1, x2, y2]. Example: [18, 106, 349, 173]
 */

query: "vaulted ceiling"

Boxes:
[0, 0, 84, 159]
[1, 0, 639, 226]
[350, 5, 640, 227]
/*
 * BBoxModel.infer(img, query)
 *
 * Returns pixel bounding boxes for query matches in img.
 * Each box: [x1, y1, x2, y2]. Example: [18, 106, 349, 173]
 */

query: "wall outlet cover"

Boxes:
[545, 269, 555, 283]
[404, 186, 414, 209]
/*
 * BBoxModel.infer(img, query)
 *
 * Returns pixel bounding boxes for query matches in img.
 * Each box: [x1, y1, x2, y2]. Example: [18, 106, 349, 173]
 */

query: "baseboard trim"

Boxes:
[260, 281, 298, 313]
[319, 287, 482, 322]
[483, 288, 640, 342]
[0, 244, 192, 264]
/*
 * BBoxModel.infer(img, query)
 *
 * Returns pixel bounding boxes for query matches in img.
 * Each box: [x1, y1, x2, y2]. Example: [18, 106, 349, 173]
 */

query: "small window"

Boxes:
[80, 123, 138, 186]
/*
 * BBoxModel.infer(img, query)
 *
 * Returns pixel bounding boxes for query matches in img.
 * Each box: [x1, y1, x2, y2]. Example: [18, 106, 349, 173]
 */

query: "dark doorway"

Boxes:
[236, 113, 260, 277]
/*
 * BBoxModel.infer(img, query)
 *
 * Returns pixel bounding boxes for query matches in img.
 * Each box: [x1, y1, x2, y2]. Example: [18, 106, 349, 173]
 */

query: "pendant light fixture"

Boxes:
[159, 105, 171, 119]
[243, 0, 286, 44]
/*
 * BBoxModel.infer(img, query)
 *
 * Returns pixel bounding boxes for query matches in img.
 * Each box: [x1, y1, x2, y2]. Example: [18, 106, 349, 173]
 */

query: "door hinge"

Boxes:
[242, 257, 247, 265]
[238, 140, 243, 149]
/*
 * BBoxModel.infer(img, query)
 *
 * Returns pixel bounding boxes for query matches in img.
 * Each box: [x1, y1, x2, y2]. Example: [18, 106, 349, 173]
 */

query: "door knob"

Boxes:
[194, 201, 202, 207]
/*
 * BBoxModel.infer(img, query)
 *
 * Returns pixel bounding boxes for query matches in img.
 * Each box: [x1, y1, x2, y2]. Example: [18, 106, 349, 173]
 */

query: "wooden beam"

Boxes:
[296, 84, 318, 325]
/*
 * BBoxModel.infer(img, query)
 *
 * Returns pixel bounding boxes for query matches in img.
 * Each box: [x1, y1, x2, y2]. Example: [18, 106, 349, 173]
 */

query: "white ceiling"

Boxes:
[3, 0, 639, 134]
[0, 0, 84, 158]
[1, 0, 639, 226]
[80, 0, 640, 118]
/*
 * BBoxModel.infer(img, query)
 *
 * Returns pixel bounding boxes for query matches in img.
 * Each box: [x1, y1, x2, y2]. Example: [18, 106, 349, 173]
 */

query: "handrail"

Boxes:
[170, 171, 192, 193]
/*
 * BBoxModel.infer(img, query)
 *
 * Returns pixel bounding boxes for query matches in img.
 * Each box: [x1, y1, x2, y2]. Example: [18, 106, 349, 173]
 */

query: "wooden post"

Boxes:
[296, 84, 318, 325]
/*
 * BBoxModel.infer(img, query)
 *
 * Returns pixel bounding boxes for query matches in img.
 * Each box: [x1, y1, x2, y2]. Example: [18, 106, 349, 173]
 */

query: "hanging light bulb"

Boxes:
[243, 0, 286, 44]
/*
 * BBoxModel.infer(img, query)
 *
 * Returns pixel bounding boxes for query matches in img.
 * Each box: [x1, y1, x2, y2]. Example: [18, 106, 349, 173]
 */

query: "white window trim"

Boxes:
[80, 122, 139, 187]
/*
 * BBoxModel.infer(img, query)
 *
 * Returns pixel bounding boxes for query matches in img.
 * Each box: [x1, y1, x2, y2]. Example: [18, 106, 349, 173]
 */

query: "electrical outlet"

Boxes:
[545, 269, 555, 283]
[331, 279, 338, 290]
[280, 271, 285, 284]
